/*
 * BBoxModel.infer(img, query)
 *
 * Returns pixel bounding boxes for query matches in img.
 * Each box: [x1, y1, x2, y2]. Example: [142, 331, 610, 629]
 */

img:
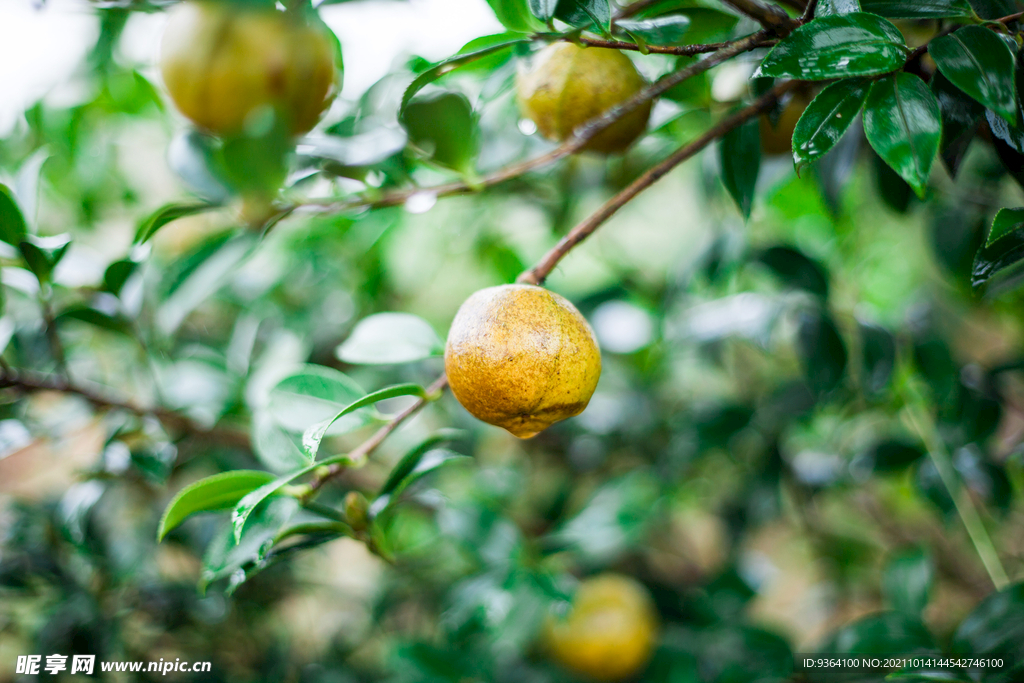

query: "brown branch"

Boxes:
[578, 36, 737, 56]
[303, 374, 449, 497]
[518, 79, 797, 286]
[721, 0, 799, 35]
[0, 368, 250, 449]
[297, 30, 774, 218]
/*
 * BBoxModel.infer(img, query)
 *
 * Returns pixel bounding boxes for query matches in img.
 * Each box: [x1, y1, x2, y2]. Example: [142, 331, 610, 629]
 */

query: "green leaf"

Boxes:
[792, 78, 870, 169]
[204, 496, 297, 592]
[555, 0, 610, 29]
[135, 202, 219, 244]
[756, 246, 830, 299]
[816, 0, 860, 15]
[756, 13, 907, 81]
[401, 92, 478, 176]
[18, 234, 71, 284]
[372, 448, 470, 516]
[863, 73, 942, 198]
[616, 15, 691, 44]
[528, 0, 558, 21]
[484, 0, 540, 31]
[822, 611, 936, 654]
[336, 312, 443, 365]
[932, 71, 984, 177]
[967, 0, 1016, 20]
[0, 184, 28, 248]
[267, 364, 373, 435]
[719, 117, 761, 220]
[952, 582, 1024, 683]
[232, 458, 344, 542]
[400, 35, 529, 113]
[988, 208, 1024, 247]
[56, 304, 133, 336]
[860, 323, 896, 395]
[930, 26, 1017, 125]
[167, 130, 233, 203]
[157, 470, 277, 541]
[378, 429, 465, 498]
[860, 0, 974, 18]
[251, 409, 310, 473]
[14, 148, 49, 228]
[102, 259, 138, 296]
[883, 548, 934, 615]
[301, 383, 427, 461]
[972, 225, 1024, 289]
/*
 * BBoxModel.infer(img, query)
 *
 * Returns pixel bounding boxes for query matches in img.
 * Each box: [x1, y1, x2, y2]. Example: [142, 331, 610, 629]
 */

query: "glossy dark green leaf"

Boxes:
[401, 92, 478, 175]
[873, 150, 915, 213]
[157, 470, 276, 541]
[301, 383, 427, 461]
[102, 259, 138, 296]
[135, 202, 219, 244]
[864, 73, 942, 198]
[528, 0, 557, 21]
[952, 582, 1024, 683]
[797, 310, 847, 395]
[755, 246, 830, 299]
[972, 225, 1024, 289]
[816, 0, 861, 15]
[616, 14, 691, 44]
[792, 78, 870, 169]
[822, 611, 936, 654]
[719, 118, 761, 219]
[400, 34, 530, 112]
[968, 0, 1017, 20]
[988, 208, 1024, 247]
[860, 0, 973, 17]
[930, 26, 1017, 125]
[0, 184, 28, 248]
[883, 549, 934, 616]
[756, 13, 907, 81]
[554, 0, 609, 29]
[931, 71, 984, 177]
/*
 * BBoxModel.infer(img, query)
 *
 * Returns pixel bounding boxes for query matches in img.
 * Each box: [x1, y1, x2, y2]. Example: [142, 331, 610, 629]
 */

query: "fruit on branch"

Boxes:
[159, 1, 339, 136]
[516, 42, 652, 154]
[444, 284, 601, 438]
[759, 92, 809, 156]
[544, 574, 658, 681]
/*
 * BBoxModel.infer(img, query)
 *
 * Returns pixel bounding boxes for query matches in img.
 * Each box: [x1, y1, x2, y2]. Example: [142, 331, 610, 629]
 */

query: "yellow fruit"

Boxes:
[759, 93, 809, 156]
[516, 42, 651, 154]
[160, 1, 338, 136]
[444, 284, 601, 438]
[545, 574, 659, 681]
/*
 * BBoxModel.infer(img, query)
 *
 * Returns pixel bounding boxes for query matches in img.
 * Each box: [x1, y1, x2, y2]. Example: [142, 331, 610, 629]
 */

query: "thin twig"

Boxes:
[578, 36, 736, 56]
[518, 80, 798, 286]
[296, 31, 775, 217]
[0, 368, 251, 448]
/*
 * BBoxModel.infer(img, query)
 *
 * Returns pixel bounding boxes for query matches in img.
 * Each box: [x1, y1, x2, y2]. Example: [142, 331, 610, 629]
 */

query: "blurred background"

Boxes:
[1, 0, 1023, 681]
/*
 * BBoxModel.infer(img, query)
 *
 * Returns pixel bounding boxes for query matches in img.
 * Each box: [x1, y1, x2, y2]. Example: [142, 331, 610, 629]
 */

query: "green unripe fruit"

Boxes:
[516, 42, 652, 155]
[160, 1, 339, 136]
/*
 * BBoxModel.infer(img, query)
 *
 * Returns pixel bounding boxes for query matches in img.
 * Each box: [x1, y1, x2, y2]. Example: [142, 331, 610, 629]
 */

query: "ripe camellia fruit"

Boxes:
[516, 42, 651, 154]
[545, 574, 659, 681]
[759, 93, 809, 156]
[444, 284, 601, 438]
[160, 1, 339, 136]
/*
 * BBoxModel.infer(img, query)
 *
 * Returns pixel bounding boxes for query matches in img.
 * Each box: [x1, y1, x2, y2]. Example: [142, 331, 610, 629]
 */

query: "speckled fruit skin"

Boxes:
[516, 42, 652, 154]
[759, 93, 809, 156]
[160, 1, 338, 136]
[444, 284, 601, 439]
[545, 574, 659, 681]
